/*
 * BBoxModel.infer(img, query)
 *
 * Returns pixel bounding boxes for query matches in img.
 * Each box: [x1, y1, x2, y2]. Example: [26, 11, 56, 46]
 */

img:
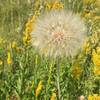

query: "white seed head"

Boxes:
[31, 10, 87, 57]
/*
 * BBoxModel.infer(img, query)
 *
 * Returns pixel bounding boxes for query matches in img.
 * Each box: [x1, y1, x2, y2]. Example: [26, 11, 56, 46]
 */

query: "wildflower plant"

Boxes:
[31, 8, 87, 99]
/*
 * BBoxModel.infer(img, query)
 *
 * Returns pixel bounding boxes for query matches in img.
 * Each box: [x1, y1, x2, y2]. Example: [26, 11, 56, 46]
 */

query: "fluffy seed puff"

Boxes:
[31, 10, 87, 58]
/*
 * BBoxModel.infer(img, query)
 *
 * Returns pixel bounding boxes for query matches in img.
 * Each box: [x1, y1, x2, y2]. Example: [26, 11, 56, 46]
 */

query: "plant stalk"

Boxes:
[57, 59, 61, 100]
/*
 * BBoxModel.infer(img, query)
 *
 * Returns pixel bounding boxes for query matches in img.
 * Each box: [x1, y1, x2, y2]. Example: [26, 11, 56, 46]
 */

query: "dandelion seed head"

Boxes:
[31, 10, 87, 57]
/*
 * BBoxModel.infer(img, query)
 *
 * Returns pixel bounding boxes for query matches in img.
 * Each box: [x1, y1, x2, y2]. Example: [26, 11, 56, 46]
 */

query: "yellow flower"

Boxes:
[88, 95, 93, 100]
[93, 66, 100, 75]
[23, 33, 31, 46]
[50, 93, 56, 100]
[25, 20, 32, 27]
[46, 3, 52, 10]
[90, 33, 98, 44]
[83, 42, 91, 54]
[82, 37, 92, 54]
[53, 1, 63, 9]
[97, 96, 100, 100]
[34, 0, 41, 10]
[25, 11, 39, 33]
[25, 19, 34, 33]
[82, 10, 91, 18]
[34, 10, 40, 16]
[25, 26, 33, 33]
[45, 1, 63, 10]
[35, 81, 43, 97]
[0, 59, 3, 65]
[96, 47, 100, 54]
[7, 52, 12, 65]
[30, 16, 36, 23]
[23, 10, 40, 46]
[88, 94, 100, 100]
[92, 49, 100, 66]
[12, 41, 17, 49]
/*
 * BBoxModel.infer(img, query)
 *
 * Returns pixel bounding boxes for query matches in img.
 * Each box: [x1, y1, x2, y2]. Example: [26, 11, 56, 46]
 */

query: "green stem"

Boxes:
[57, 59, 61, 100]
[45, 60, 53, 100]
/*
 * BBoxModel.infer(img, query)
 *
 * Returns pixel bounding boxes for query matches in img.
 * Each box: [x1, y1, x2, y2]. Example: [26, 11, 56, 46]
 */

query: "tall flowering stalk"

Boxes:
[35, 81, 43, 97]
[23, 11, 40, 46]
[31, 9, 87, 99]
[7, 51, 12, 65]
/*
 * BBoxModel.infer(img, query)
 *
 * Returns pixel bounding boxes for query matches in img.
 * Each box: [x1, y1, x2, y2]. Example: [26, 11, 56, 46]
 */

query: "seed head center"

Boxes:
[52, 32, 64, 42]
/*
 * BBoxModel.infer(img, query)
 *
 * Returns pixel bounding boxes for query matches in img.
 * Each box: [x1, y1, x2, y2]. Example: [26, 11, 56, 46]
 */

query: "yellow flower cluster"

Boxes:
[90, 33, 99, 44]
[23, 0, 64, 46]
[82, 0, 100, 19]
[92, 47, 100, 66]
[82, 10, 90, 18]
[83, 32, 99, 54]
[0, 58, 3, 65]
[35, 81, 43, 97]
[88, 94, 100, 100]
[92, 47, 100, 75]
[50, 93, 56, 100]
[23, 17, 34, 46]
[7, 51, 12, 65]
[23, 11, 40, 46]
[45, 1, 63, 10]
[33, 0, 41, 11]
[83, 39, 91, 54]
[93, 66, 100, 75]
[11, 41, 17, 49]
